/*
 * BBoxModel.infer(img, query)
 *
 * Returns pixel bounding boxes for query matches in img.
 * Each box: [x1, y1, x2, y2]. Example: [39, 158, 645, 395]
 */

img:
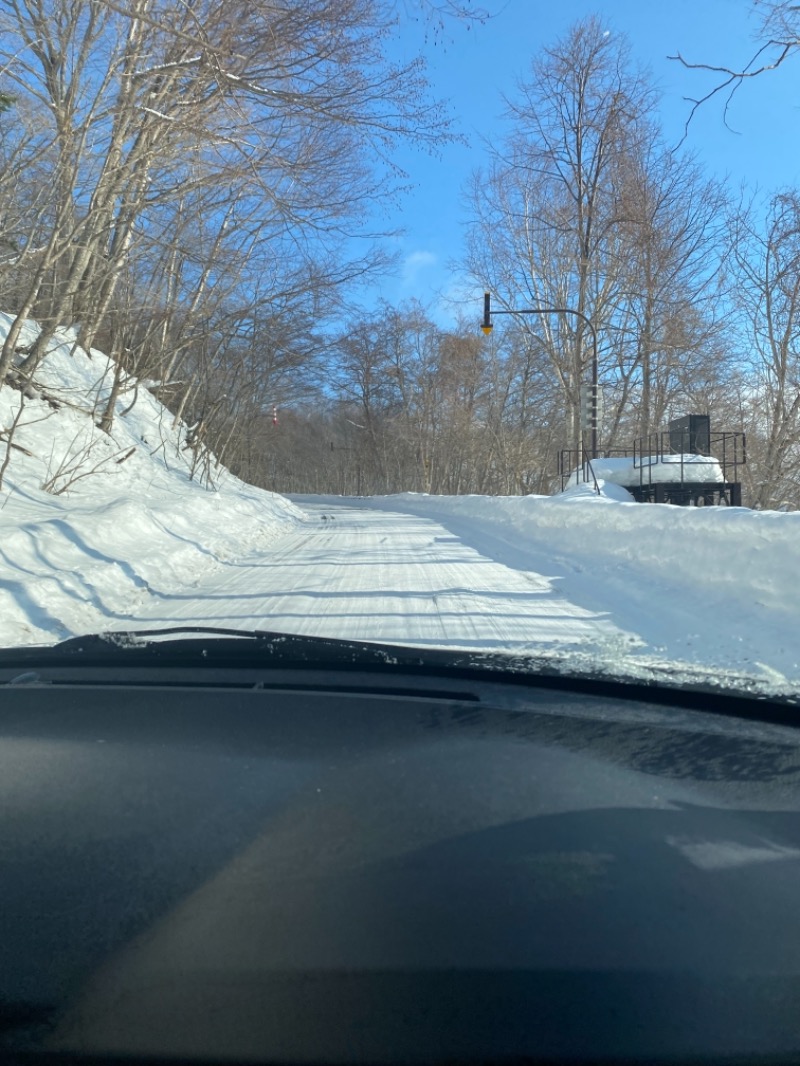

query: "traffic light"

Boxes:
[481, 292, 493, 335]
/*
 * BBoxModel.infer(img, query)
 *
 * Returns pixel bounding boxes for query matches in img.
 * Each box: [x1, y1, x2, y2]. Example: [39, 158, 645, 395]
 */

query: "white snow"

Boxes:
[567, 454, 726, 488]
[337, 490, 800, 694]
[0, 314, 303, 646]
[1, 313, 799, 699]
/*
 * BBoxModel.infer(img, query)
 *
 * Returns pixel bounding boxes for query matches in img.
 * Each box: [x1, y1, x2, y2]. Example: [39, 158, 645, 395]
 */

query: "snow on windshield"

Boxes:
[1, 318, 799, 701]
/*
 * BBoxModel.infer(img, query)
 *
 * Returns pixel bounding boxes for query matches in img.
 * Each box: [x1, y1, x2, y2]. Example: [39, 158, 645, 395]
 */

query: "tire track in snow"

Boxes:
[119, 501, 634, 652]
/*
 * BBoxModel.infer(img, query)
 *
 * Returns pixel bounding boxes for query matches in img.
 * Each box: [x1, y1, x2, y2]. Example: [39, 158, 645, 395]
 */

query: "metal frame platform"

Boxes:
[558, 422, 746, 506]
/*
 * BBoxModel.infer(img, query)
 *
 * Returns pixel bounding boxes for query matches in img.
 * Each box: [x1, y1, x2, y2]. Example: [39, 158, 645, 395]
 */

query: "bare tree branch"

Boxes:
[670, 40, 794, 138]
[669, 1, 800, 137]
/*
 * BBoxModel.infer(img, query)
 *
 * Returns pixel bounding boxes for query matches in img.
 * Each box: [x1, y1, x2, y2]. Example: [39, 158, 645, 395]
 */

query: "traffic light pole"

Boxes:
[481, 292, 599, 459]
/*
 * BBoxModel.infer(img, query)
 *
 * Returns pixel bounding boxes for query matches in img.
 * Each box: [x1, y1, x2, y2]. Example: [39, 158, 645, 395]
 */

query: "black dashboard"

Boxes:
[2, 633, 800, 1065]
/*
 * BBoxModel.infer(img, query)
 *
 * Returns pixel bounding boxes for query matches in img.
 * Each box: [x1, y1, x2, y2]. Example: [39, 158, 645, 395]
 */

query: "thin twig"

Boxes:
[670, 40, 795, 142]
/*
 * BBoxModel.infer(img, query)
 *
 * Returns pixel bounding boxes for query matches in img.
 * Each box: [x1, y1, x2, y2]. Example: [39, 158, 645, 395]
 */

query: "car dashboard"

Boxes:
[2, 637, 800, 1065]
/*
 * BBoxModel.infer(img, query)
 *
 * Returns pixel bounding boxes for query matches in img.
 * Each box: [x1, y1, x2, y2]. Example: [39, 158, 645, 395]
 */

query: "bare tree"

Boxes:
[464, 17, 730, 457]
[605, 132, 731, 439]
[731, 191, 800, 508]
[465, 19, 657, 451]
[0, 0, 469, 392]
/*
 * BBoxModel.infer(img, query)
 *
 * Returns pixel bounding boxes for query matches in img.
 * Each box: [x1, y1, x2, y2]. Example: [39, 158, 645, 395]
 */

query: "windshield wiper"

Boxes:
[0, 626, 522, 672]
[0, 626, 799, 723]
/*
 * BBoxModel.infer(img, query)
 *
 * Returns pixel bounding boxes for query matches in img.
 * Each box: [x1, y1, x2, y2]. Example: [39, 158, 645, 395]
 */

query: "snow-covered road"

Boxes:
[4, 316, 800, 698]
[124, 499, 633, 653]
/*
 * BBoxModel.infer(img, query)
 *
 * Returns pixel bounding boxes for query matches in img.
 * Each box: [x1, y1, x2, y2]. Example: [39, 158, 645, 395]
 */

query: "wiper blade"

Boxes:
[1, 627, 799, 723]
[0, 626, 631, 688]
[0, 627, 482, 672]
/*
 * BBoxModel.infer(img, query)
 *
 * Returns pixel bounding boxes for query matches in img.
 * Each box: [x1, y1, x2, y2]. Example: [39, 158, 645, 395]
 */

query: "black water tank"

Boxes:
[669, 414, 710, 455]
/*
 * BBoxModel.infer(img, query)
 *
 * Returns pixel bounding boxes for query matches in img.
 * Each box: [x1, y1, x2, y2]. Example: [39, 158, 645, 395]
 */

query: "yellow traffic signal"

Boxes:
[481, 292, 493, 334]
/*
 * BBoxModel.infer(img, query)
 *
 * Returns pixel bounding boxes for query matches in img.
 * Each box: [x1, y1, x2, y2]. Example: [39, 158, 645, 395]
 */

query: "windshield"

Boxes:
[0, 0, 798, 701]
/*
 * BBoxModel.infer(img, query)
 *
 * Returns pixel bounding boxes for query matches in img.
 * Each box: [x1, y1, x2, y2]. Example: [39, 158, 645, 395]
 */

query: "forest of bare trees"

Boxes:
[1, 1, 800, 506]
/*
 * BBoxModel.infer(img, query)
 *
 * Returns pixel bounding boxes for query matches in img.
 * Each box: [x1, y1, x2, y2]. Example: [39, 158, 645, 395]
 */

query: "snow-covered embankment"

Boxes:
[0, 316, 301, 645]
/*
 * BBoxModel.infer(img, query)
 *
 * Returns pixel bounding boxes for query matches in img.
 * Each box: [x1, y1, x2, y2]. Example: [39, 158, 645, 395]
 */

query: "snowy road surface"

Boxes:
[4, 315, 800, 697]
[123, 499, 633, 653]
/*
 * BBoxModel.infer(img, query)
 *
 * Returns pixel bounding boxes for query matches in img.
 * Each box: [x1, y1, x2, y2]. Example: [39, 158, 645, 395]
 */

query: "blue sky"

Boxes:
[368, 0, 800, 322]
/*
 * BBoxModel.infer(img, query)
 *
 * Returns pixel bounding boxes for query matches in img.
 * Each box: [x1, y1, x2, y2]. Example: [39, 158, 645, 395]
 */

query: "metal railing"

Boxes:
[558, 446, 630, 492]
[633, 430, 745, 486]
[559, 431, 746, 495]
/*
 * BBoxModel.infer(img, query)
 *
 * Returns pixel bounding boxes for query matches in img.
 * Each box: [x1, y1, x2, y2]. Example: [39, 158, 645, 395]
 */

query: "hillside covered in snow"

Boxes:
[0, 316, 301, 646]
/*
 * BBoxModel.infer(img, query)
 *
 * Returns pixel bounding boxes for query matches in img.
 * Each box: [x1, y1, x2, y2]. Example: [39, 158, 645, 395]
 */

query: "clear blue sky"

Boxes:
[367, 0, 800, 323]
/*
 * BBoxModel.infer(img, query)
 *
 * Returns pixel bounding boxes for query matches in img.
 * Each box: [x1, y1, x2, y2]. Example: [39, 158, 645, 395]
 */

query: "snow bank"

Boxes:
[364, 490, 800, 612]
[0, 315, 302, 645]
[337, 488, 800, 694]
[559, 479, 635, 502]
